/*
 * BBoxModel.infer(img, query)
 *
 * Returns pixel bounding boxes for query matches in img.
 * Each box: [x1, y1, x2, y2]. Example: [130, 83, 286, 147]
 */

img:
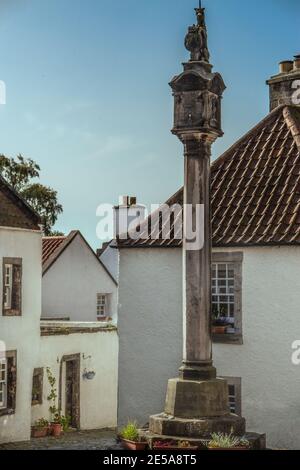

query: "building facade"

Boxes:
[117, 59, 300, 448]
[42, 231, 118, 323]
[0, 180, 119, 444]
[0, 176, 42, 443]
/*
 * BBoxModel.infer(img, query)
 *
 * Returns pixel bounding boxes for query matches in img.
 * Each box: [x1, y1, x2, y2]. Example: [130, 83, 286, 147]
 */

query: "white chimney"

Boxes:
[114, 196, 146, 238]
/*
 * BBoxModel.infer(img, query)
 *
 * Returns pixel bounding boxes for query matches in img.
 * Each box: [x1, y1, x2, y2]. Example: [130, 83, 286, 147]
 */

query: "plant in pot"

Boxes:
[31, 418, 49, 438]
[46, 367, 63, 437]
[212, 306, 230, 334]
[119, 421, 148, 451]
[208, 432, 250, 451]
[153, 440, 198, 450]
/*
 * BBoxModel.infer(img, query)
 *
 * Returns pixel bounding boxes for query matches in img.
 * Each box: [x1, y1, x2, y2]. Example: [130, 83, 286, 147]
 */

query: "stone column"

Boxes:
[180, 135, 216, 381]
[148, 7, 247, 440]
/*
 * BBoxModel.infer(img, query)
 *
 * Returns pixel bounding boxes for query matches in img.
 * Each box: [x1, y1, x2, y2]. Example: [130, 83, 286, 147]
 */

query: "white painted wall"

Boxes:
[100, 245, 119, 283]
[42, 234, 118, 323]
[32, 324, 118, 431]
[118, 246, 300, 450]
[0, 227, 42, 444]
[118, 249, 182, 427]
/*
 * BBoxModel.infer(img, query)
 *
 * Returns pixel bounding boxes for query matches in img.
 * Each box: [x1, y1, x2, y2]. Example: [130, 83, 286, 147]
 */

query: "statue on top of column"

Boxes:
[184, 8, 210, 63]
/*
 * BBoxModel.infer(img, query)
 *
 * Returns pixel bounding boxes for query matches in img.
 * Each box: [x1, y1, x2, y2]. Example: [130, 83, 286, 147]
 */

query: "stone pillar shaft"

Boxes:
[179, 136, 216, 381]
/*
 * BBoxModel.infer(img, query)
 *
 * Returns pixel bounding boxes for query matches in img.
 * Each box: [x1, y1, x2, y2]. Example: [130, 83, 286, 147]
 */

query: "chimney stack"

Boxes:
[267, 55, 300, 111]
[294, 54, 300, 71]
[114, 196, 146, 238]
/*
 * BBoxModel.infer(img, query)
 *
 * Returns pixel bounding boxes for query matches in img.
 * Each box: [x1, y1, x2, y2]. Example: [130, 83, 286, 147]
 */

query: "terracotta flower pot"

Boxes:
[153, 445, 198, 451]
[208, 447, 249, 451]
[121, 438, 148, 451]
[51, 423, 63, 437]
[212, 326, 227, 334]
[31, 426, 48, 438]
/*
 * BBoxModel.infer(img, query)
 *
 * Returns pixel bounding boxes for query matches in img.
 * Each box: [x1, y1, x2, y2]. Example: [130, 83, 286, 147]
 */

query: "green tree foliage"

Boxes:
[0, 154, 63, 235]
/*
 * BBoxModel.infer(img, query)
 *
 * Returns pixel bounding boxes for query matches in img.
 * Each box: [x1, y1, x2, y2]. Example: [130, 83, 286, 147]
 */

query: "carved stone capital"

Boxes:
[180, 134, 214, 159]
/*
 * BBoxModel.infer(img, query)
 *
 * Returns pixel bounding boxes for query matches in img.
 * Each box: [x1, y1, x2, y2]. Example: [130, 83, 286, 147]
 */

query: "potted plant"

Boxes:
[208, 432, 250, 451]
[153, 440, 198, 451]
[51, 413, 63, 437]
[31, 418, 49, 438]
[46, 367, 63, 437]
[120, 421, 148, 451]
[212, 306, 230, 334]
[177, 441, 199, 450]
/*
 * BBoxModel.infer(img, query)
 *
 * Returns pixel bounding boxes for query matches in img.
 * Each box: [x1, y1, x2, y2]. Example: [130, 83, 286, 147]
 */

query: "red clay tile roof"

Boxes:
[42, 236, 66, 265]
[116, 105, 300, 248]
[42, 230, 118, 285]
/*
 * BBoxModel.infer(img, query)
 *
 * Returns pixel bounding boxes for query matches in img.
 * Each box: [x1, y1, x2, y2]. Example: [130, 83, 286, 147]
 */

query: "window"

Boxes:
[32, 368, 43, 405]
[0, 358, 7, 409]
[2, 258, 22, 316]
[212, 252, 243, 344]
[97, 294, 107, 318]
[0, 350, 17, 417]
[222, 377, 242, 416]
[212, 263, 235, 318]
[4, 264, 12, 310]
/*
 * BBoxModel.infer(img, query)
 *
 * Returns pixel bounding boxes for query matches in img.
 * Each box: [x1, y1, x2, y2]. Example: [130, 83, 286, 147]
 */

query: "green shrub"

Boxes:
[34, 418, 49, 428]
[208, 432, 249, 449]
[120, 421, 140, 442]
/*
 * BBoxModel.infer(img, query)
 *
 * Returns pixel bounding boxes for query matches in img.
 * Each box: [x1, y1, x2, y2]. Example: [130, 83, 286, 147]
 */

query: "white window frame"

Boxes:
[212, 262, 235, 318]
[97, 294, 107, 318]
[4, 263, 13, 310]
[0, 358, 7, 410]
[212, 252, 243, 342]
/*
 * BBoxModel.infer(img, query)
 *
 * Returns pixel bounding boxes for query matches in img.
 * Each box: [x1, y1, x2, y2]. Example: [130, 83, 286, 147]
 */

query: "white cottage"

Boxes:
[0, 175, 42, 443]
[42, 231, 118, 323]
[114, 60, 300, 449]
[0, 182, 119, 444]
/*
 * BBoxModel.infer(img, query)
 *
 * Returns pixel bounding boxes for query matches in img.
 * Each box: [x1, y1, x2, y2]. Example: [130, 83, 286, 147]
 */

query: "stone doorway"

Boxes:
[59, 354, 80, 429]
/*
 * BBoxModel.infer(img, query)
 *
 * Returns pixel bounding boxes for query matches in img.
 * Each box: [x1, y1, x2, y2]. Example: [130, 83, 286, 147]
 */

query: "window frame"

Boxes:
[222, 376, 242, 416]
[3, 264, 13, 310]
[2, 258, 22, 317]
[0, 350, 17, 417]
[97, 293, 107, 319]
[0, 357, 7, 410]
[212, 252, 243, 345]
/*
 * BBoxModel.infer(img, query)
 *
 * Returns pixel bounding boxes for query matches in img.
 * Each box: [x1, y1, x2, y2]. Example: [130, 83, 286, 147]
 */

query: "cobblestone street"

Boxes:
[0, 429, 123, 450]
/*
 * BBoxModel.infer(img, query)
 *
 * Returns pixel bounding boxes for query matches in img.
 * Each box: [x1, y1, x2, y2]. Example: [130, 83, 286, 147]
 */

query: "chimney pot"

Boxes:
[294, 55, 300, 71]
[279, 60, 294, 74]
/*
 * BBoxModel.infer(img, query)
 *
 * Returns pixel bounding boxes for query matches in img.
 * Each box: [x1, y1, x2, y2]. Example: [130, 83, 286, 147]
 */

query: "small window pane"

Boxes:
[0, 359, 7, 409]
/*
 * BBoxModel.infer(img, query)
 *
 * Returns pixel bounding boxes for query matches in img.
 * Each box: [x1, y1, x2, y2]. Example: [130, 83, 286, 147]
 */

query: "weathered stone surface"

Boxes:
[164, 378, 229, 419]
[149, 413, 246, 438]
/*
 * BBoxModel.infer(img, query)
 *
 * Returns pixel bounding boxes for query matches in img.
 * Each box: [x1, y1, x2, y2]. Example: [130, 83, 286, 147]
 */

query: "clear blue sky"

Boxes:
[0, 0, 299, 247]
